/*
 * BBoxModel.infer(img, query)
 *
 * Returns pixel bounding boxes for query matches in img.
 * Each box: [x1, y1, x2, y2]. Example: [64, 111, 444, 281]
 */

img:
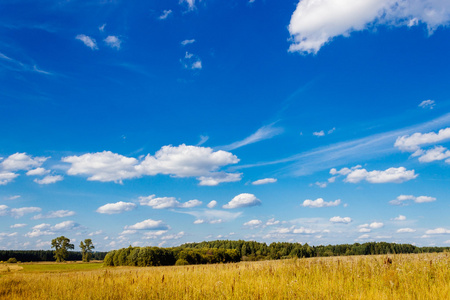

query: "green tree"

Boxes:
[79, 239, 95, 262]
[51, 236, 74, 262]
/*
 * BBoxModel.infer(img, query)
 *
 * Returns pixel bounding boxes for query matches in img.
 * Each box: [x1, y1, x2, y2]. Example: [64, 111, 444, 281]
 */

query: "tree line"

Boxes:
[104, 240, 450, 267]
[0, 250, 107, 262]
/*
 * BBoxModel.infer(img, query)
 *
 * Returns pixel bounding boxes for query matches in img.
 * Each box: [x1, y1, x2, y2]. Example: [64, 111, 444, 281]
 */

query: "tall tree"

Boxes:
[79, 239, 95, 262]
[51, 236, 74, 262]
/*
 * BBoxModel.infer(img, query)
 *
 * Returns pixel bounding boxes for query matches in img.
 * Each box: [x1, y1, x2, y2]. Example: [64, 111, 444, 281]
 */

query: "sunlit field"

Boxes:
[1, 253, 449, 299]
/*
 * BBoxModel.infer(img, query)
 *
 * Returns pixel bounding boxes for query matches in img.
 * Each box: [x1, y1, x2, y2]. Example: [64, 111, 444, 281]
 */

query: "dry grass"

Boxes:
[1, 253, 449, 299]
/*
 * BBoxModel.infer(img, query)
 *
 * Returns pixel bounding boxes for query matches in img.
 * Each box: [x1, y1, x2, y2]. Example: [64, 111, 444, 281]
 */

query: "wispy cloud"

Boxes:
[75, 34, 98, 50]
[159, 10, 172, 20]
[0, 52, 53, 75]
[234, 113, 450, 176]
[219, 123, 283, 151]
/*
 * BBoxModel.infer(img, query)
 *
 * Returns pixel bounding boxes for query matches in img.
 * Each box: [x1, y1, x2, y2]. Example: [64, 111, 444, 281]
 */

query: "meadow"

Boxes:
[0, 253, 449, 299]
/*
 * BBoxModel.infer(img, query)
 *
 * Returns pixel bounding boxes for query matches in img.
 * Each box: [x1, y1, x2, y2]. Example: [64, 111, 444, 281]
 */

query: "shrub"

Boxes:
[175, 258, 189, 266]
[7, 257, 17, 263]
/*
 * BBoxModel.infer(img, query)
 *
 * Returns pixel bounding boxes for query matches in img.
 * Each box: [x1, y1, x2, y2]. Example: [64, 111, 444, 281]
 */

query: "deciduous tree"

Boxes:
[51, 236, 74, 262]
[79, 239, 95, 262]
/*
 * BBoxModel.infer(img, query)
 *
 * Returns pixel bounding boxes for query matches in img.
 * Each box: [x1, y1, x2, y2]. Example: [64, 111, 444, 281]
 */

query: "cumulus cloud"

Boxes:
[53, 220, 79, 231]
[302, 198, 341, 208]
[181, 39, 195, 46]
[197, 172, 242, 186]
[395, 128, 450, 152]
[393, 215, 407, 221]
[419, 100, 435, 109]
[369, 222, 384, 229]
[425, 228, 450, 234]
[10, 207, 41, 218]
[10, 223, 27, 228]
[344, 166, 417, 183]
[125, 219, 169, 230]
[183, 209, 242, 224]
[0, 171, 18, 185]
[329, 165, 361, 176]
[26, 168, 50, 176]
[397, 228, 416, 233]
[243, 219, 263, 227]
[252, 178, 277, 185]
[139, 195, 202, 209]
[207, 200, 217, 208]
[359, 228, 371, 233]
[313, 130, 325, 137]
[63, 145, 240, 185]
[181, 52, 202, 70]
[25, 220, 79, 237]
[159, 10, 172, 20]
[1, 153, 47, 171]
[389, 194, 436, 205]
[96, 201, 137, 214]
[32, 210, 76, 220]
[329, 216, 352, 223]
[161, 232, 185, 240]
[180, 0, 196, 10]
[220, 123, 283, 151]
[266, 218, 280, 226]
[142, 230, 168, 239]
[417, 146, 450, 163]
[288, 0, 450, 54]
[75, 34, 98, 50]
[34, 175, 63, 185]
[104, 36, 122, 50]
[223, 193, 261, 209]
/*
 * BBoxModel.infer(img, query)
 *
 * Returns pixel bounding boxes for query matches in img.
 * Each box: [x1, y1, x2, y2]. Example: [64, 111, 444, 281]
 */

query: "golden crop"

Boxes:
[1, 253, 449, 299]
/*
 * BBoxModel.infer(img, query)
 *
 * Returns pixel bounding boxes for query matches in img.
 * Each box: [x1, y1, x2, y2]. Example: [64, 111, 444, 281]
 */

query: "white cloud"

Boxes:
[88, 230, 103, 236]
[425, 228, 450, 234]
[139, 195, 202, 209]
[221, 123, 283, 151]
[32, 210, 76, 220]
[10, 223, 27, 228]
[0, 171, 18, 185]
[288, 0, 450, 54]
[180, 0, 196, 10]
[159, 10, 172, 20]
[120, 230, 136, 235]
[197, 172, 242, 186]
[53, 220, 78, 231]
[96, 201, 137, 214]
[314, 181, 327, 188]
[389, 194, 436, 205]
[393, 215, 406, 221]
[26, 168, 50, 176]
[0, 205, 9, 216]
[223, 193, 261, 209]
[0, 232, 17, 237]
[207, 200, 217, 208]
[252, 178, 277, 185]
[25, 229, 54, 238]
[1, 153, 47, 171]
[397, 228, 416, 233]
[302, 198, 340, 208]
[6, 195, 20, 200]
[293, 227, 317, 234]
[10, 207, 41, 218]
[329, 216, 352, 223]
[125, 219, 169, 230]
[417, 146, 450, 163]
[395, 127, 450, 152]
[142, 230, 168, 239]
[419, 100, 435, 109]
[369, 222, 384, 229]
[345, 166, 417, 183]
[182, 209, 241, 223]
[181, 39, 195, 46]
[34, 175, 63, 185]
[104, 36, 122, 50]
[266, 218, 280, 226]
[99, 24, 106, 32]
[330, 165, 361, 176]
[193, 219, 205, 224]
[63, 151, 139, 183]
[243, 219, 262, 227]
[181, 52, 202, 70]
[313, 130, 325, 137]
[358, 234, 371, 239]
[161, 232, 185, 240]
[75, 34, 98, 50]
[359, 228, 371, 233]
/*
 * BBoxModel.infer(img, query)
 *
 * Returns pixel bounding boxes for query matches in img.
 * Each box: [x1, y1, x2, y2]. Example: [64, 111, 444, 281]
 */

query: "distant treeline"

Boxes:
[0, 250, 107, 262]
[105, 240, 450, 267]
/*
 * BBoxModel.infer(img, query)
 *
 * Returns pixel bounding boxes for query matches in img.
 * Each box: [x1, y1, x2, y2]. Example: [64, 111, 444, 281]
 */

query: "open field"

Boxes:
[1, 253, 449, 299]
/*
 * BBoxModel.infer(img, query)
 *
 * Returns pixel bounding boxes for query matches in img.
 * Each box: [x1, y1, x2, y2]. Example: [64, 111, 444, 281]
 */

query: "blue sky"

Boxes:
[1, 0, 450, 251]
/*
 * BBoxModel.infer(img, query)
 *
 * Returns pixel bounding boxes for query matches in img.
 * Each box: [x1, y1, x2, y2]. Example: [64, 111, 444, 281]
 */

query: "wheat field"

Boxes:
[1, 253, 449, 299]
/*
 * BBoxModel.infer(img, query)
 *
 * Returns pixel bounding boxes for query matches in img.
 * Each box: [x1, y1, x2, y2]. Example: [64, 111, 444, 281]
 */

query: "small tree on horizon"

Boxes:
[51, 236, 74, 262]
[80, 239, 95, 262]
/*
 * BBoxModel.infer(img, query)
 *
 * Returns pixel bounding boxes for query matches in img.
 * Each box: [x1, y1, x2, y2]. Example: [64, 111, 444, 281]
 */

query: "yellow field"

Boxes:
[0, 253, 449, 299]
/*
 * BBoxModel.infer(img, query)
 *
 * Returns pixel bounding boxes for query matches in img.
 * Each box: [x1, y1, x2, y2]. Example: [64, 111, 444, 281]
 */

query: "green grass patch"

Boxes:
[19, 262, 103, 273]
